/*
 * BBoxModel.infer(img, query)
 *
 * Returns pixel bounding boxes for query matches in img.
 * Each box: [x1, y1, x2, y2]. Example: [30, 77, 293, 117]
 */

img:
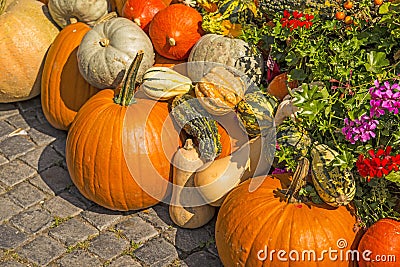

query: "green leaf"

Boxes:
[289, 69, 307, 81]
[385, 171, 400, 183]
[379, 2, 391, 14]
[364, 51, 390, 73]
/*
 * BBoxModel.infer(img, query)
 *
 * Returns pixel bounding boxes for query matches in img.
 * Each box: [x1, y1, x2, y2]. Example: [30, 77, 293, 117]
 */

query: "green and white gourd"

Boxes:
[141, 67, 193, 100]
[311, 144, 356, 207]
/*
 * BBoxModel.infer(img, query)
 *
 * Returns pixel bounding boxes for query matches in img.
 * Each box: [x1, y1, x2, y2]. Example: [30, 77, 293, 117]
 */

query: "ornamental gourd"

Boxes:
[41, 22, 99, 131]
[77, 17, 154, 89]
[48, 0, 108, 28]
[66, 52, 177, 211]
[122, 0, 166, 33]
[0, 0, 59, 103]
[195, 66, 246, 115]
[358, 218, 400, 267]
[141, 67, 192, 100]
[188, 34, 264, 86]
[215, 174, 359, 267]
[149, 4, 204, 60]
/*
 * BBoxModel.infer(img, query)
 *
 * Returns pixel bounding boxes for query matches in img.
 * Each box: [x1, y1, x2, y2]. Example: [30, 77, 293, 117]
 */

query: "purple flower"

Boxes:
[342, 115, 379, 144]
[369, 80, 400, 117]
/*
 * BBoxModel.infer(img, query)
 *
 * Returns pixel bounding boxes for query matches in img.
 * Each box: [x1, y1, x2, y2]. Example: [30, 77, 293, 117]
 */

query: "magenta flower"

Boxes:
[342, 115, 378, 144]
[369, 80, 400, 117]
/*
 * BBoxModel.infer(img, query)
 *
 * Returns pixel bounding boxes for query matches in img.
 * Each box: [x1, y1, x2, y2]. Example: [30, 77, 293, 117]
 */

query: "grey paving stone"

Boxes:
[0, 261, 27, 267]
[0, 160, 36, 187]
[5, 114, 30, 131]
[28, 175, 56, 196]
[56, 250, 102, 267]
[206, 243, 220, 258]
[10, 207, 53, 234]
[0, 103, 19, 120]
[138, 204, 174, 231]
[0, 154, 9, 166]
[88, 231, 129, 261]
[0, 224, 28, 249]
[34, 124, 67, 140]
[0, 196, 23, 222]
[115, 215, 158, 244]
[19, 146, 63, 172]
[17, 97, 42, 112]
[0, 183, 5, 194]
[49, 217, 98, 247]
[80, 205, 124, 231]
[173, 227, 213, 253]
[39, 166, 73, 195]
[27, 128, 57, 146]
[51, 139, 66, 157]
[6, 182, 46, 209]
[18, 108, 47, 128]
[0, 136, 36, 160]
[134, 238, 178, 267]
[183, 251, 222, 267]
[0, 121, 15, 141]
[108, 255, 141, 267]
[17, 235, 64, 266]
[58, 189, 93, 210]
[43, 196, 82, 218]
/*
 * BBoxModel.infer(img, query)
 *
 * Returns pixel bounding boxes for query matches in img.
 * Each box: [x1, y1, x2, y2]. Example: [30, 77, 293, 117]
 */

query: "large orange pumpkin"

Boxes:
[267, 72, 298, 101]
[216, 174, 359, 267]
[41, 22, 100, 131]
[122, 0, 166, 33]
[358, 218, 400, 267]
[0, 0, 59, 103]
[149, 4, 204, 60]
[66, 52, 178, 211]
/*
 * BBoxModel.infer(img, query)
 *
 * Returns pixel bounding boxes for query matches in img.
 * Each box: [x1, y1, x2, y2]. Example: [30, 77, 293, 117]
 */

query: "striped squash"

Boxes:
[235, 91, 277, 138]
[141, 67, 192, 100]
[311, 144, 356, 207]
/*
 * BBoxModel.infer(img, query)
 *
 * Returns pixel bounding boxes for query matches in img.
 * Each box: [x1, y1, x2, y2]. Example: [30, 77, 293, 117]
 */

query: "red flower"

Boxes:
[292, 11, 303, 19]
[305, 14, 314, 21]
[283, 10, 290, 18]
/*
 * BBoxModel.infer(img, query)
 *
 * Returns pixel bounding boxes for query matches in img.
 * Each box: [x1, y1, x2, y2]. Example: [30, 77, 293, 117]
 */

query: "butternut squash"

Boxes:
[169, 139, 216, 228]
[194, 135, 272, 206]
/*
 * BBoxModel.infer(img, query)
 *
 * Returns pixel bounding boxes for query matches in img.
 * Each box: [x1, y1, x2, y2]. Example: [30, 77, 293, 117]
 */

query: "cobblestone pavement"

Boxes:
[0, 97, 223, 267]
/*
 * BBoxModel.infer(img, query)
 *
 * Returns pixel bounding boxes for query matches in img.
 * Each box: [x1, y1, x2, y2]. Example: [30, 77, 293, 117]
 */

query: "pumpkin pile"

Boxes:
[5, 0, 399, 265]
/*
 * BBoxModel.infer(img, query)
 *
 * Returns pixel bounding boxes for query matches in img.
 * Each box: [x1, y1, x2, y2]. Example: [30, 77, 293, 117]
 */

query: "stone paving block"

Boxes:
[0, 224, 28, 250]
[0, 136, 36, 160]
[134, 238, 178, 267]
[28, 175, 56, 196]
[10, 206, 53, 234]
[0, 183, 5, 194]
[28, 128, 57, 146]
[17, 97, 41, 112]
[138, 204, 174, 231]
[34, 124, 67, 140]
[115, 215, 158, 244]
[5, 114, 30, 131]
[19, 146, 63, 172]
[0, 160, 36, 187]
[58, 189, 93, 210]
[80, 205, 124, 231]
[56, 250, 102, 267]
[206, 243, 220, 258]
[183, 251, 223, 267]
[0, 121, 15, 141]
[43, 196, 82, 218]
[88, 231, 129, 261]
[6, 182, 46, 209]
[20, 108, 47, 128]
[0, 196, 23, 222]
[108, 255, 141, 267]
[0, 154, 9, 166]
[49, 217, 98, 247]
[173, 227, 213, 253]
[51, 139, 66, 157]
[0, 103, 19, 120]
[39, 166, 73, 195]
[17, 235, 65, 266]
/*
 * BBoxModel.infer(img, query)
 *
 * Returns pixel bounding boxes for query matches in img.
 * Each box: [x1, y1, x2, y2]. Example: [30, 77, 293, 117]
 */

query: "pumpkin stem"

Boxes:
[94, 11, 118, 26]
[284, 157, 309, 203]
[0, 0, 5, 15]
[183, 139, 194, 150]
[168, 37, 176, 46]
[134, 18, 141, 27]
[99, 38, 110, 47]
[115, 51, 144, 106]
[69, 17, 78, 24]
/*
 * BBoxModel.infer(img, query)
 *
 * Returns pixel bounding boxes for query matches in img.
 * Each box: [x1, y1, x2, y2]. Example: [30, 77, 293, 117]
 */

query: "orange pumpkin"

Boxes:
[109, 0, 171, 15]
[149, 4, 204, 60]
[66, 52, 178, 211]
[122, 0, 166, 33]
[267, 72, 298, 100]
[358, 218, 400, 267]
[41, 22, 100, 131]
[216, 174, 359, 267]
